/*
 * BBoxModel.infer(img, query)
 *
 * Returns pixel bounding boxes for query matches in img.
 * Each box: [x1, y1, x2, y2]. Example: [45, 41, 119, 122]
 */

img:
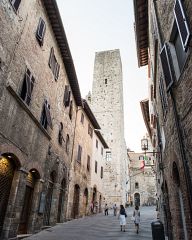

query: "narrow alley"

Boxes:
[25, 207, 155, 240]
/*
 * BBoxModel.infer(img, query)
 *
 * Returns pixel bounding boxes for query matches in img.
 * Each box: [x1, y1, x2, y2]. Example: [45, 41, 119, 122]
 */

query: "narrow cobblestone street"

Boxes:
[26, 206, 155, 240]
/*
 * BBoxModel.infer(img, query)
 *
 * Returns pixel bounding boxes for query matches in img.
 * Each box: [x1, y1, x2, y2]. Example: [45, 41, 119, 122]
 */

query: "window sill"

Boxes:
[7, 84, 51, 140]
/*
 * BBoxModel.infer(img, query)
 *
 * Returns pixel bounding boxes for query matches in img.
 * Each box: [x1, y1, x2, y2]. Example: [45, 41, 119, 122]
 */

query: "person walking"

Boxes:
[113, 203, 117, 216]
[133, 205, 140, 234]
[104, 203, 108, 215]
[118, 204, 127, 232]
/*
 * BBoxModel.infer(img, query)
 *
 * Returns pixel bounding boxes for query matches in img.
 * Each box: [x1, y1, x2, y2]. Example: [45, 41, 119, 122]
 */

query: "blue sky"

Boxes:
[56, 0, 148, 151]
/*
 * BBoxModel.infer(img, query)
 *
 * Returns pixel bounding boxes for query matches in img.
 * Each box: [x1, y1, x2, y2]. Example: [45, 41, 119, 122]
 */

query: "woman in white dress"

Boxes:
[133, 205, 140, 234]
[118, 204, 127, 232]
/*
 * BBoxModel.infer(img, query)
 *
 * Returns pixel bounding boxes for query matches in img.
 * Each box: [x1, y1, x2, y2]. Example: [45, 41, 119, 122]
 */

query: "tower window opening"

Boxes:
[105, 79, 107, 84]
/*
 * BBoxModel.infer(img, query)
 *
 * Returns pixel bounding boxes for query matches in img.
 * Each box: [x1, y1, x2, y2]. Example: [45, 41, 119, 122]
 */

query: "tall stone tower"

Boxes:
[90, 49, 129, 206]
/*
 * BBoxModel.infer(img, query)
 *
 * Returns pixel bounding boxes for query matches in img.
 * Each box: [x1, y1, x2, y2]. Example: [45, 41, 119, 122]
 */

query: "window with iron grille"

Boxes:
[9, 0, 21, 12]
[40, 100, 53, 130]
[36, 18, 46, 46]
[87, 155, 90, 171]
[49, 47, 60, 80]
[20, 68, 35, 106]
[101, 166, 103, 179]
[88, 124, 93, 138]
[63, 85, 71, 107]
[95, 161, 97, 173]
[77, 145, 82, 163]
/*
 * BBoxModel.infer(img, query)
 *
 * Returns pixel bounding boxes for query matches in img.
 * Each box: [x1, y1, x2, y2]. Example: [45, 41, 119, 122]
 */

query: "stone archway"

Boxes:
[83, 188, 88, 216]
[0, 155, 17, 236]
[134, 193, 140, 206]
[18, 169, 40, 234]
[72, 184, 80, 219]
[57, 178, 66, 223]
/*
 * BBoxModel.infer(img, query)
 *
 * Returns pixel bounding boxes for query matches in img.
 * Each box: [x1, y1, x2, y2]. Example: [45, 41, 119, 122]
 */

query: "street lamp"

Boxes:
[141, 137, 148, 152]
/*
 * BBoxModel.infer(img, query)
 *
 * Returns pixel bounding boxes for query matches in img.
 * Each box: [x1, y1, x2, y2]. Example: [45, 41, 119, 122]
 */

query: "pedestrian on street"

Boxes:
[118, 204, 127, 232]
[133, 205, 140, 234]
[113, 203, 117, 216]
[104, 203, 108, 215]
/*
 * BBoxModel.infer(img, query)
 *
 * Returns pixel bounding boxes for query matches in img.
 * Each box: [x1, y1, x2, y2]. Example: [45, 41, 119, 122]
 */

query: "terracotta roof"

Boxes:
[133, 0, 148, 67]
[82, 99, 101, 129]
[140, 99, 152, 139]
[43, 0, 82, 106]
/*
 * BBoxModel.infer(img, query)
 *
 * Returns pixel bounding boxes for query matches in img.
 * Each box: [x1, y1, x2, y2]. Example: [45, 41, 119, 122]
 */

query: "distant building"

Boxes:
[89, 49, 129, 206]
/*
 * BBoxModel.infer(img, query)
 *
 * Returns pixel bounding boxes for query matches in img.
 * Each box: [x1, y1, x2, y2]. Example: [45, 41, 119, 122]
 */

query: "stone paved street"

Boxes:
[26, 206, 156, 240]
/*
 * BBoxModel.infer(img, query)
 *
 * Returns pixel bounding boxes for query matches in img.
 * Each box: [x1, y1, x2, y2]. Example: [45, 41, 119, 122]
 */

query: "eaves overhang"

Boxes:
[133, 0, 148, 67]
[94, 130, 109, 149]
[82, 99, 101, 130]
[140, 99, 152, 139]
[43, 0, 82, 106]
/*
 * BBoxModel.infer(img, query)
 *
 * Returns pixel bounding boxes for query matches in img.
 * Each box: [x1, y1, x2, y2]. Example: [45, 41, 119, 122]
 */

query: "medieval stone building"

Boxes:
[0, 0, 108, 239]
[134, 0, 192, 239]
[89, 50, 129, 207]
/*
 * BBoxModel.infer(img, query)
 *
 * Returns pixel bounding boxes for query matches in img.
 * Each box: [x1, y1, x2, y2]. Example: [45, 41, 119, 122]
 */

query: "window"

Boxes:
[20, 68, 35, 105]
[36, 18, 46, 46]
[96, 139, 98, 148]
[139, 155, 144, 160]
[69, 100, 73, 120]
[40, 100, 53, 130]
[48, 47, 60, 80]
[160, 43, 174, 91]
[174, 0, 190, 51]
[66, 134, 70, 154]
[101, 147, 103, 155]
[105, 79, 107, 84]
[10, 0, 21, 12]
[77, 145, 82, 163]
[95, 161, 97, 173]
[159, 76, 168, 118]
[58, 122, 64, 145]
[88, 124, 93, 138]
[135, 182, 139, 189]
[63, 85, 71, 107]
[80, 113, 84, 124]
[101, 166, 103, 179]
[106, 152, 111, 161]
[87, 155, 90, 171]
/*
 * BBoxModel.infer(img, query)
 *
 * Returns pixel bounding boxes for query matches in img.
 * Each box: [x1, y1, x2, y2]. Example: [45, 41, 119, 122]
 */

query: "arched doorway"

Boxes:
[43, 171, 56, 225]
[72, 184, 80, 219]
[57, 178, 66, 222]
[83, 188, 88, 215]
[92, 187, 97, 203]
[134, 193, 140, 206]
[0, 155, 16, 235]
[18, 169, 40, 234]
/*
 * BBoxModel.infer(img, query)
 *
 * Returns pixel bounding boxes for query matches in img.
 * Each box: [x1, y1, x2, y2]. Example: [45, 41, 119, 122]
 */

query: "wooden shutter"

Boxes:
[36, 18, 46, 45]
[44, 102, 53, 129]
[77, 145, 82, 163]
[64, 85, 70, 107]
[174, 0, 190, 51]
[10, 0, 21, 11]
[87, 155, 90, 171]
[54, 62, 60, 80]
[25, 71, 32, 105]
[160, 43, 174, 91]
[95, 161, 97, 173]
[49, 48, 54, 68]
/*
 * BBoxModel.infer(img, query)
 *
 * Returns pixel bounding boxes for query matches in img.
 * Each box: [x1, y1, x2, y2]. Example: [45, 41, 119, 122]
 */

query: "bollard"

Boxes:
[151, 220, 165, 240]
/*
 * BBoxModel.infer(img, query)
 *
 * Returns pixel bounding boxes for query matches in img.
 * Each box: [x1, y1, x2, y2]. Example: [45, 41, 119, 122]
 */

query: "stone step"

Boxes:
[17, 234, 32, 239]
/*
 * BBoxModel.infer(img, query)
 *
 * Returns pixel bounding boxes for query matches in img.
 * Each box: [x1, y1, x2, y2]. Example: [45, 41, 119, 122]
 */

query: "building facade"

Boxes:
[0, 0, 81, 239]
[90, 49, 129, 206]
[134, 0, 192, 239]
